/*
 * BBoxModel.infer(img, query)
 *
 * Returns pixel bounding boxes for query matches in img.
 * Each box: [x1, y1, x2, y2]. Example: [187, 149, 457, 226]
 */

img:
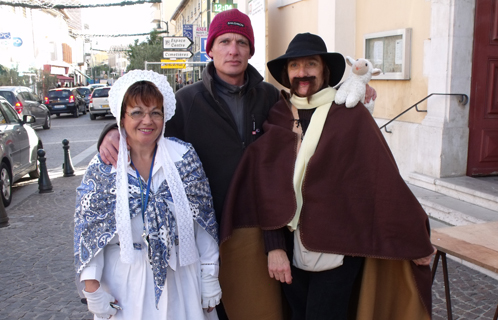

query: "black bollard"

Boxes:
[62, 139, 75, 177]
[38, 149, 53, 193]
[0, 179, 9, 228]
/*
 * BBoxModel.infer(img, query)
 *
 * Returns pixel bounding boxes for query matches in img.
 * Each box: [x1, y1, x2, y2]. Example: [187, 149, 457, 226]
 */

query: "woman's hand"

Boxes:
[413, 246, 437, 266]
[83, 283, 118, 318]
[268, 249, 292, 284]
[200, 272, 222, 312]
[99, 129, 121, 167]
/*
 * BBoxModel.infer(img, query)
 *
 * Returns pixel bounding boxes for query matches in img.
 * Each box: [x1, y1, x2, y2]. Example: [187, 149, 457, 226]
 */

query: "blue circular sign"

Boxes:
[13, 37, 22, 47]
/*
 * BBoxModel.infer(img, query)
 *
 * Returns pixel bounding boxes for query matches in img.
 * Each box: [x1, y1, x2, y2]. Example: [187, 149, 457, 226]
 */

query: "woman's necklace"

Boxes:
[130, 145, 157, 248]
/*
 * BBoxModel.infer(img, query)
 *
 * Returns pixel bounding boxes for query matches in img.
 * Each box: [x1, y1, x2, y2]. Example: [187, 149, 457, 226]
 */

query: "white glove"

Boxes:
[83, 286, 118, 318]
[201, 270, 222, 309]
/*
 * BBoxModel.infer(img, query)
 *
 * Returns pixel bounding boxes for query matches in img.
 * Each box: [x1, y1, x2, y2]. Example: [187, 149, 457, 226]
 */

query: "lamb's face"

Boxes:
[352, 59, 372, 76]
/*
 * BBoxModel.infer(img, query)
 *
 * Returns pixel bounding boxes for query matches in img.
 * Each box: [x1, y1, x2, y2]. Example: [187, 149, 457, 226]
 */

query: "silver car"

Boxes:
[0, 86, 51, 130]
[89, 87, 112, 120]
[0, 96, 43, 207]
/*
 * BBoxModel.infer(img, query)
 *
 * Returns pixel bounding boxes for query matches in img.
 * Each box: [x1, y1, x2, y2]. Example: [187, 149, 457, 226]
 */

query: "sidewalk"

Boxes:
[0, 165, 497, 319]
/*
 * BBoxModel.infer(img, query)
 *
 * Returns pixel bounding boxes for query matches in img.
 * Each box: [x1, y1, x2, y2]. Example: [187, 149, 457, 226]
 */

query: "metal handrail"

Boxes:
[379, 93, 469, 133]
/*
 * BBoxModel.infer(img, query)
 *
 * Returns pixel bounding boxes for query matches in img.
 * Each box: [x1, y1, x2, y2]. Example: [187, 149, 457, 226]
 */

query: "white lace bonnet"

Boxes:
[108, 70, 197, 267]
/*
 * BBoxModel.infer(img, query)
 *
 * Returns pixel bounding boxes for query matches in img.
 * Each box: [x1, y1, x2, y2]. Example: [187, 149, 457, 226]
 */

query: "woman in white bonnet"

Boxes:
[74, 70, 221, 320]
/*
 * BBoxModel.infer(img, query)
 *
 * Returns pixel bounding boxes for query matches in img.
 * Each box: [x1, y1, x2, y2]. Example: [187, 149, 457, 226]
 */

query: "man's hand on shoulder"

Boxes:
[99, 129, 122, 167]
[364, 84, 377, 103]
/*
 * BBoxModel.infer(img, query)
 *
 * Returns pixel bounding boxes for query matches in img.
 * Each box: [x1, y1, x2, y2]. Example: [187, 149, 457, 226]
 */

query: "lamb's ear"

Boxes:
[372, 68, 382, 76]
[346, 56, 355, 67]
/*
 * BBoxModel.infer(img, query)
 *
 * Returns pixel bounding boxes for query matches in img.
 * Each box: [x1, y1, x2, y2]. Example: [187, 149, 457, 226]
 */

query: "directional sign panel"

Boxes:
[163, 37, 193, 50]
[163, 51, 193, 59]
[200, 53, 212, 62]
[161, 59, 187, 69]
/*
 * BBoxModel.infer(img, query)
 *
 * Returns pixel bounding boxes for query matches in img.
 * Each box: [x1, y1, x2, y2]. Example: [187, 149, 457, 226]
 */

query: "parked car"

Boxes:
[0, 96, 43, 207]
[0, 86, 51, 130]
[89, 87, 111, 120]
[44, 88, 86, 117]
[75, 86, 92, 111]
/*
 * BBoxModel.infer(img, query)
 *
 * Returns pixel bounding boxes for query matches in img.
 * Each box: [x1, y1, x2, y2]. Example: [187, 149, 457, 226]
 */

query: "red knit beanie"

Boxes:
[206, 9, 255, 57]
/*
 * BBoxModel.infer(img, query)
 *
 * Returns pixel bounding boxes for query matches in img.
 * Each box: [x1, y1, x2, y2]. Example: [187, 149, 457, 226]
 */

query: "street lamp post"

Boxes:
[155, 20, 169, 35]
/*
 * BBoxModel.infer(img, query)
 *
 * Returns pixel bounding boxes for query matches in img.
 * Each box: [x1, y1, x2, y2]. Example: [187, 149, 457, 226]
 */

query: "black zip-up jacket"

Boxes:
[98, 62, 279, 223]
[165, 62, 280, 223]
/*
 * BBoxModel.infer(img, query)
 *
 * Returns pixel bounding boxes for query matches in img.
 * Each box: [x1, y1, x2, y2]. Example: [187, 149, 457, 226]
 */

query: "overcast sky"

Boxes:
[81, 3, 155, 49]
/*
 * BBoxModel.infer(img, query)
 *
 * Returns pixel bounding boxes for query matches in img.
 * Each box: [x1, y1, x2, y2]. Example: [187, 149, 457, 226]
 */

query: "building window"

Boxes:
[49, 42, 57, 61]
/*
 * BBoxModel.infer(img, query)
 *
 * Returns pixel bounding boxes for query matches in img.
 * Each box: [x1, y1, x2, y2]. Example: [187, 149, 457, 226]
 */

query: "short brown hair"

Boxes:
[120, 80, 163, 121]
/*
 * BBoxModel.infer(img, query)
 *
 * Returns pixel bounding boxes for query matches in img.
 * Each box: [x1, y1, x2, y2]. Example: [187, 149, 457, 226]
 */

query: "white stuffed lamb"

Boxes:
[335, 56, 381, 114]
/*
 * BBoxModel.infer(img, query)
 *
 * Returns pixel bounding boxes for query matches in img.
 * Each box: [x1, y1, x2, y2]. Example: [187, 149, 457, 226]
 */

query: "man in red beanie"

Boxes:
[97, 9, 281, 320]
[97, 10, 377, 320]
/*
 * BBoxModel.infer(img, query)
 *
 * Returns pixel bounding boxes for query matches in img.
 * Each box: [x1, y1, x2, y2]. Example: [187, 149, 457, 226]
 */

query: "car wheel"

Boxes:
[73, 106, 80, 118]
[90, 113, 96, 120]
[82, 104, 87, 115]
[0, 162, 12, 207]
[56, 113, 60, 118]
[42, 113, 51, 130]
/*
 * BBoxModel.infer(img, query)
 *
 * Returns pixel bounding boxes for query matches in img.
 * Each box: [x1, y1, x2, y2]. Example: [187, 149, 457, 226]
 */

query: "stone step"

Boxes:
[408, 173, 498, 212]
[409, 183, 498, 226]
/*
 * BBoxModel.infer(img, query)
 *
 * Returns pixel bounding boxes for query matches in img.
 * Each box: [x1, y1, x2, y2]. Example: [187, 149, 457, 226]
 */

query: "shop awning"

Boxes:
[74, 69, 91, 79]
[56, 75, 73, 82]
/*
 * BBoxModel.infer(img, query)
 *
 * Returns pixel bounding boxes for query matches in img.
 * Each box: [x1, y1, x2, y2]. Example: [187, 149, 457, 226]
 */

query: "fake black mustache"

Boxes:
[291, 76, 317, 86]
[290, 76, 317, 99]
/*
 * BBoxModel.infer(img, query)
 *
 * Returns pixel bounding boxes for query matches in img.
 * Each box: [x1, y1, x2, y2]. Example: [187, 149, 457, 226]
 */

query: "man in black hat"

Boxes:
[221, 33, 435, 320]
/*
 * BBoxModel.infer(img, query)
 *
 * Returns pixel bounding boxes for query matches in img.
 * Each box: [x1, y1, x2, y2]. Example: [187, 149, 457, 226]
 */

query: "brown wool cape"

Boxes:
[220, 93, 434, 320]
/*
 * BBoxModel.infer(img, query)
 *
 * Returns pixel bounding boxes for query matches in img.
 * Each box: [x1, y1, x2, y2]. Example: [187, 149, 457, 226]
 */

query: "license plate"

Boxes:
[53, 105, 65, 109]
[102, 105, 109, 108]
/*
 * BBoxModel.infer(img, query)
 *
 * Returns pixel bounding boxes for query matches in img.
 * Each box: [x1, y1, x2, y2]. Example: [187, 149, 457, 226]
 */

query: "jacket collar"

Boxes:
[202, 61, 264, 98]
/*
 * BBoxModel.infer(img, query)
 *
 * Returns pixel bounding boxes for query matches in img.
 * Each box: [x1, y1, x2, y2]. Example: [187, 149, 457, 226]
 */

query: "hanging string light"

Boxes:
[0, 0, 160, 9]
[70, 30, 169, 38]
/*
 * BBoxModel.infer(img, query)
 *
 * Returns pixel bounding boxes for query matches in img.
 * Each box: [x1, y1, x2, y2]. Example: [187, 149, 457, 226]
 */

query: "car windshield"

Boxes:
[92, 88, 110, 98]
[76, 88, 90, 95]
[48, 90, 71, 98]
[0, 91, 16, 105]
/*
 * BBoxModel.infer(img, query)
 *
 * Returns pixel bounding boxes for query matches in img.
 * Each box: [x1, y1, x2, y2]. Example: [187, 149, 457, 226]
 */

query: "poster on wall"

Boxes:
[248, 0, 265, 79]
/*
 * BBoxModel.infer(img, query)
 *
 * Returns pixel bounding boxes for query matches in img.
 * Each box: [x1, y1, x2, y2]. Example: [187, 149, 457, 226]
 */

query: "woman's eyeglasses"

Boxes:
[125, 110, 164, 120]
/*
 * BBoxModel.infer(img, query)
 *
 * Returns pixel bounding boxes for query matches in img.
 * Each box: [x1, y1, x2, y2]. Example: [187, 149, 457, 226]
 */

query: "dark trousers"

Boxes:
[282, 256, 364, 320]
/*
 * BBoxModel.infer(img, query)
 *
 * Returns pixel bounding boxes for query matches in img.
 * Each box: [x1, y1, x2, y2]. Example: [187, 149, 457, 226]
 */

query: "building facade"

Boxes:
[156, 0, 496, 182]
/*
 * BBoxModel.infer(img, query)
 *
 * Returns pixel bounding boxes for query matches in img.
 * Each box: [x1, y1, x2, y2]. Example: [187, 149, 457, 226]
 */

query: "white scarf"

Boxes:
[288, 87, 336, 231]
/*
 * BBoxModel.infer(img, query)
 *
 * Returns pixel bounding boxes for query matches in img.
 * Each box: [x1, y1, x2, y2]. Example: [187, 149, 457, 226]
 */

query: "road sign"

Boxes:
[163, 51, 193, 59]
[12, 37, 22, 47]
[161, 59, 187, 69]
[200, 37, 207, 53]
[200, 53, 212, 62]
[163, 37, 193, 49]
[183, 24, 193, 41]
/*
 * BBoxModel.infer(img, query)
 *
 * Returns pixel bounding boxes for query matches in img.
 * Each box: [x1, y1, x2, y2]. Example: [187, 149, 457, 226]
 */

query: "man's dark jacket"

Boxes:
[98, 62, 280, 223]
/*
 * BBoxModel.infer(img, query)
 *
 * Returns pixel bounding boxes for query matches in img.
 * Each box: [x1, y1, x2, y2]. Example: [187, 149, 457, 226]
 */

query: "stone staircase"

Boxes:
[408, 173, 498, 227]
[407, 173, 498, 278]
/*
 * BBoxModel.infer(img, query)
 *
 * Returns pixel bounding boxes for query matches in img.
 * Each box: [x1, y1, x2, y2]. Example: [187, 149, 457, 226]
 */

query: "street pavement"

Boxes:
[0, 163, 497, 319]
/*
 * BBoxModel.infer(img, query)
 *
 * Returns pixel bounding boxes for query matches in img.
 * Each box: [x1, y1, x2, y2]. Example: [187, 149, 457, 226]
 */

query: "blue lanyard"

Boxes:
[131, 146, 157, 221]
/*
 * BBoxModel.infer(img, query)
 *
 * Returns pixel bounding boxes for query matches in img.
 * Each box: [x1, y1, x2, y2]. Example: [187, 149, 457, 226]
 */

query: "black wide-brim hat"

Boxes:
[267, 33, 346, 88]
